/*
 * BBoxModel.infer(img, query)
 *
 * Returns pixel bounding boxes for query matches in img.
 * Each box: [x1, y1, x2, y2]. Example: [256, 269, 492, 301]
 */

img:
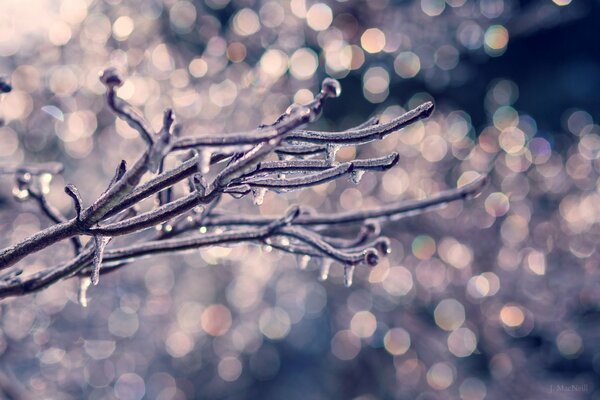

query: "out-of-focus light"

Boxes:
[493, 106, 519, 130]
[412, 235, 436, 260]
[458, 21, 484, 50]
[427, 362, 454, 390]
[227, 42, 246, 63]
[260, 2, 285, 28]
[112, 16, 134, 41]
[189, 58, 208, 78]
[170, 1, 197, 33]
[209, 79, 238, 107]
[0, 127, 19, 157]
[421, 0, 446, 16]
[459, 378, 487, 400]
[556, 330, 583, 358]
[233, 8, 260, 36]
[331, 330, 361, 360]
[491, 80, 519, 106]
[500, 304, 524, 328]
[484, 25, 509, 56]
[362, 66, 389, 103]
[260, 49, 289, 79]
[306, 3, 332, 31]
[290, 48, 318, 80]
[152, 44, 174, 72]
[49, 66, 80, 97]
[259, 307, 291, 339]
[481, 0, 505, 18]
[526, 250, 546, 275]
[447, 327, 477, 357]
[218, 356, 243, 381]
[360, 28, 386, 53]
[114, 374, 145, 400]
[434, 299, 465, 331]
[394, 52, 421, 78]
[290, 0, 307, 18]
[350, 311, 377, 338]
[439, 238, 473, 269]
[485, 192, 510, 217]
[384, 327, 411, 355]
[165, 331, 194, 358]
[434, 45, 459, 71]
[201, 304, 232, 336]
[552, 0, 572, 5]
[60, 0, 88, 24]
[566, 110, 593, 136]
[382, 266, 413, 296]
[293, 89, 313, 105]
[421, 134, 448, 162]
[48, 21, 72, 46]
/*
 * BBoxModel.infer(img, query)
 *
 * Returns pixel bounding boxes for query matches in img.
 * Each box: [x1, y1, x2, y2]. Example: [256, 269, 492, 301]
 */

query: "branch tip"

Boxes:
[99, 68, 123, 88]
[64, 184, 83, 220]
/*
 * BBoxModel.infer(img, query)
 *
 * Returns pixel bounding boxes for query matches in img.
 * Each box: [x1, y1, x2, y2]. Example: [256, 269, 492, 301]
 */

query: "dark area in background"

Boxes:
[328, 1, 600, 139]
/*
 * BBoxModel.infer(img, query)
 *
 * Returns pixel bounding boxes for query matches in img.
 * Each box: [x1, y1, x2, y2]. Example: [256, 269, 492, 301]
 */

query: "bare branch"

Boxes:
[0, 68, 484, 299]
[64, 184, 83, 220]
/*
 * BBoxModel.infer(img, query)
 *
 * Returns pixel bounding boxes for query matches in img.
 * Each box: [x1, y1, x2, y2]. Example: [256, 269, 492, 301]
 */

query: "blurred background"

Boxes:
[1, 0, 599, 399]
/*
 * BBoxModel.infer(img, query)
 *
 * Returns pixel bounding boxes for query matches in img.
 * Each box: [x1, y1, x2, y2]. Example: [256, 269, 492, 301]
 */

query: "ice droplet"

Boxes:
[319, 259, 332, 281]
[349, 170, 365, 184]
[298, 255, 311, 270]
[252, 187, 266, 206]
[326, 144, 340, 163]
[344, 265, 355, 287]
[79, 277, 92, 307]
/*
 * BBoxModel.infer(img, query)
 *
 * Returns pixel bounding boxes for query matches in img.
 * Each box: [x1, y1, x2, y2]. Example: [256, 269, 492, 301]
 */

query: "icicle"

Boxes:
[343, 265, 355, 287]
[79, 277, 92, 307]
[198, 149, 211, 174]
[251, 187, 266, 206]
[92, 236, 109, 285]
[298, 255, 311, 270]
[319, 259, 332, 281]
[349, 170, 365, 184]
[326, 144, 340, 163]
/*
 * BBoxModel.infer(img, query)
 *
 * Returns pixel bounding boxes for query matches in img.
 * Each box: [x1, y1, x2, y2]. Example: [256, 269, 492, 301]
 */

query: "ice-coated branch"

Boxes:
[100, 68, 154, 146]
[202, 175, 487, 227]
[285, 102, 433, 145]
[0, 67, 486, 301]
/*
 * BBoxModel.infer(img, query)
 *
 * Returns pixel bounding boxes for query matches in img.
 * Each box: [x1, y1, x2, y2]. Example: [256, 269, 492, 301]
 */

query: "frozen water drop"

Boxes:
[319, 259, 332, 281]
[79, 277, 92, 307]
[298, 255, 311, 270]
[349, 170, 365, 184]
[326, 144, 340, 163]
[344, 265, 355, 288]
[252, 187, 266, 206]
